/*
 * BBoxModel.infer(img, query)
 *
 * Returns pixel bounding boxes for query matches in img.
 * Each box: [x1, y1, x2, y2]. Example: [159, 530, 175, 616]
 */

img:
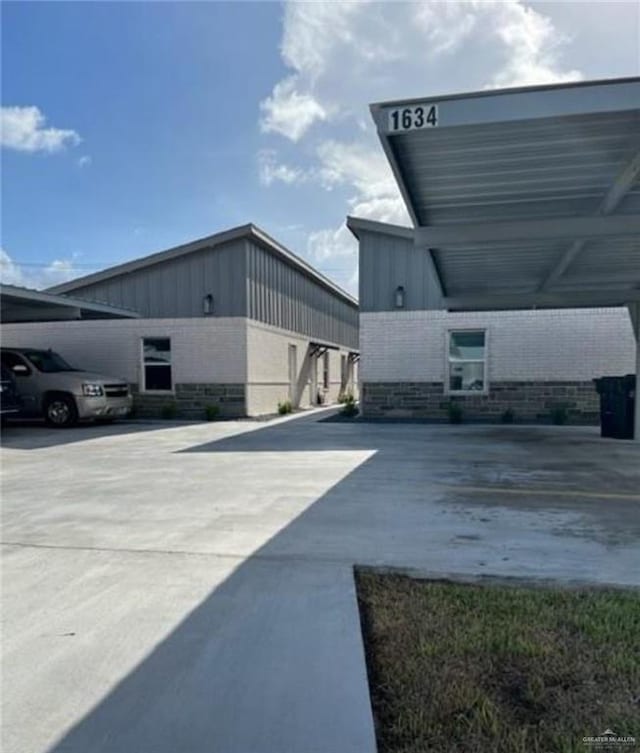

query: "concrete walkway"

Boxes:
[2, 412, 639, 753]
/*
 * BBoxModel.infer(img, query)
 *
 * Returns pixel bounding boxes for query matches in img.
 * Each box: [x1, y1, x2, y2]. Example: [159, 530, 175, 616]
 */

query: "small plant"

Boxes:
[278, 400, 293, 415]
[447, 401, 463, 424]
[550, 405, 569, 425]
[501, 408, 515, 424]
[205, 404, 220, 421]
[161, 402, 177, 420]
[341, 393, 358, 418]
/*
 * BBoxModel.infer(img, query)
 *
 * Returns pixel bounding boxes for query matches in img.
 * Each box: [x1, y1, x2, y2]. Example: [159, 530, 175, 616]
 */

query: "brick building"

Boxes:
[348, 77, 640, 426]
[1, 224, 359, 418]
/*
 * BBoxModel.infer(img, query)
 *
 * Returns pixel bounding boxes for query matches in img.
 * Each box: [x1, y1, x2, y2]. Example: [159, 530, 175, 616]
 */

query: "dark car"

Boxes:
[0, 366, 21, 419]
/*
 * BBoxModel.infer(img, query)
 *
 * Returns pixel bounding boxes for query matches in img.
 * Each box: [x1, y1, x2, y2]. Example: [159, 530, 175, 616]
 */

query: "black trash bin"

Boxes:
[593, 374, 636, 439]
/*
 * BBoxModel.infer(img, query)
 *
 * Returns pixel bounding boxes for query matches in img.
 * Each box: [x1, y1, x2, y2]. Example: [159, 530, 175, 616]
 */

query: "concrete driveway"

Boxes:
[2, 411, 639, 753]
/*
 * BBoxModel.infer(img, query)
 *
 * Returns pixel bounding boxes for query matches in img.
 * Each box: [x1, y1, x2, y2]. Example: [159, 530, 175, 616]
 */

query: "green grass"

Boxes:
[355, 571, 640, 753]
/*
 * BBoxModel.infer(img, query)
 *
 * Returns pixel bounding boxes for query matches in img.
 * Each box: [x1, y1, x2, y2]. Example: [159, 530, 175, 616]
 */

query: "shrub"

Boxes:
[550, 405, 569, 425]
[447, 401, 463, 424]
[501, 408, 515, 424]
[278, 400, 293, 415]
[205, 404, 220, 421]
[161, 402, 177, 420]
[341, 393, 359, 418]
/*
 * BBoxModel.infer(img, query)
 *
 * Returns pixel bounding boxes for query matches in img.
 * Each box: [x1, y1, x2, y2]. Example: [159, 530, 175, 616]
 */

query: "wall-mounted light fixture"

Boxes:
[394, 285, 405, 309]
[203, 294, 214, 316]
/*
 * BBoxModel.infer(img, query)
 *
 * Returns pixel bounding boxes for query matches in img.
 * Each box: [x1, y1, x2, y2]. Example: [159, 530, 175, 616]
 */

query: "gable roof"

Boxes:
[48, 223, 358, 308]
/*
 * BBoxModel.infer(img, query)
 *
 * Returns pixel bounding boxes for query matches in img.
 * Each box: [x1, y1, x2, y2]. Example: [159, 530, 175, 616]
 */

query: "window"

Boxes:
[323, 351, 330, 390]
[143, 338, 172, 391]
[22, 349, 76, 373]
[448, 330, 486, 393]
[1, 351, 31, 375]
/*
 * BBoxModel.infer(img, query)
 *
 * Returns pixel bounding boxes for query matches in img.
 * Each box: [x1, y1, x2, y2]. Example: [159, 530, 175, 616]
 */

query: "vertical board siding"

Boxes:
[246, 240, 358, 349]
[359, 229, 444, 313]
[55, 236, 358, 349]
[63, 239, 248, 318]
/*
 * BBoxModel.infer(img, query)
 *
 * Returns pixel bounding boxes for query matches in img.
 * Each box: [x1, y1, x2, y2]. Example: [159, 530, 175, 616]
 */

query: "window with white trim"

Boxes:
[448, 330, 486, 393]
[142, 337, 172, 391]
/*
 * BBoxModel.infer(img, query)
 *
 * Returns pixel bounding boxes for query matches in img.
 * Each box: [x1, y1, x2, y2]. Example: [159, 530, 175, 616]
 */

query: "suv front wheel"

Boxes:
[44, 394, 78, 428]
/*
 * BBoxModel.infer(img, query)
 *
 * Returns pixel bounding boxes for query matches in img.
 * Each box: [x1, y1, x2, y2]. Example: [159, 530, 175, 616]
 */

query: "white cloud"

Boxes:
[44, 259, 78, 286]
[259, 1, 584, 292]
[308, 223, 355, 263]
[260, 1, 582, 144]
[489, 3, 581, 87]
[77, 155, 92, 168]
[308, 140, 410, 267]
[1, 106, 81, 153]
[260, 78, 327, 141]
[0, 248, 79, 289]
[0, 248, 26, 286]
[316, 141, 399, 201]
[258, 149, 306, 186]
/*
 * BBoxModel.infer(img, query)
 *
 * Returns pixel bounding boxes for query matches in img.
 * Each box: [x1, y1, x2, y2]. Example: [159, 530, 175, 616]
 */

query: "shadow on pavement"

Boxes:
[42, 416, 381, 753]
[27, 417, 640, 753]
[0, 419, 201, 451]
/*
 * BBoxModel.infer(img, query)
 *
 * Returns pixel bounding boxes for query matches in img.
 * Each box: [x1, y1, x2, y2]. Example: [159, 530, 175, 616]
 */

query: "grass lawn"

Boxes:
[356, 571, 640, 753]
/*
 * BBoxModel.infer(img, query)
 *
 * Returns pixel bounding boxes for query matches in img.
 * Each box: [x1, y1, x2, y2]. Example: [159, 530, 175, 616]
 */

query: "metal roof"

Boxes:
[369, 77, 640, 310]
[49, 223, 358, 309]
[0, 284, 140, 323]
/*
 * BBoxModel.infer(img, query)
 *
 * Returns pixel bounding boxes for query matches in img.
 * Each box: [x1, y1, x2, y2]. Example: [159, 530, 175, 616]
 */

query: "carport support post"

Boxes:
[631, 303, 640, 442]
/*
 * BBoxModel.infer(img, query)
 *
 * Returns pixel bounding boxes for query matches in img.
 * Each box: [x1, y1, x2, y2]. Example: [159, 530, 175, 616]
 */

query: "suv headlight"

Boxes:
[82, 383, 104, 397]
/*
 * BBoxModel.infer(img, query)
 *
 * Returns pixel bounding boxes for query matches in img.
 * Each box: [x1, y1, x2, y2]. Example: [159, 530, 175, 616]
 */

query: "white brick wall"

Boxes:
[0, 318, 248, 385]
[361, 308, 636, 383]
[0, 317, 357, 417]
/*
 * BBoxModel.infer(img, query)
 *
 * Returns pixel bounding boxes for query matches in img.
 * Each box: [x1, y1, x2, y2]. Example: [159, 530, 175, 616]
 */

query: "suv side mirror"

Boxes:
[12, 364, 29, 375]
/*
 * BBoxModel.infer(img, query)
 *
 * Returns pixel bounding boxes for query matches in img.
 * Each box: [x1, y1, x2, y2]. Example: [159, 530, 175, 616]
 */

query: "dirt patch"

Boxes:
[356, 570, 640, 753]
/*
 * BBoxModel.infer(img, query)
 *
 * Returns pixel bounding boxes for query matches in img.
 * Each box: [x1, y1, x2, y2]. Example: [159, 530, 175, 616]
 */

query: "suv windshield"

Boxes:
[23, 350, 77, 373]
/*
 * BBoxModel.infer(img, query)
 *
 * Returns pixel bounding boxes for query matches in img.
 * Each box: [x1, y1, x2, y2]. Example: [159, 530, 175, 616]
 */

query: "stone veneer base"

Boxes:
[361, 381, 600, 424]
[131, 383, 246, 419]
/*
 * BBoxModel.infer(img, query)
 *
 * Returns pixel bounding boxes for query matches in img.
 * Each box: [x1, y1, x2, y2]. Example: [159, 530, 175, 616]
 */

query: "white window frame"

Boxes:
[141, 336, 174, 394]
[445, 328, 489, 396]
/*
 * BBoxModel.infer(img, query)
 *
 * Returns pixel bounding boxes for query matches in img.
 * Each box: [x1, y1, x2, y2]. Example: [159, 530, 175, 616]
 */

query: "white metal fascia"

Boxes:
[370, 78, 640, 133]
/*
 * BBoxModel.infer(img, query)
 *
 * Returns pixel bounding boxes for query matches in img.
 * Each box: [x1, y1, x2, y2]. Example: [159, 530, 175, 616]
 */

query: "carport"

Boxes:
[368, 77, 640, 438]
[0, 283, 139, 322]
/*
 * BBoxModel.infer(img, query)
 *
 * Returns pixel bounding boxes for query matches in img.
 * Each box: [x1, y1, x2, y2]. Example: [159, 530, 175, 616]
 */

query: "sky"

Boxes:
[1, 1, 639, 296]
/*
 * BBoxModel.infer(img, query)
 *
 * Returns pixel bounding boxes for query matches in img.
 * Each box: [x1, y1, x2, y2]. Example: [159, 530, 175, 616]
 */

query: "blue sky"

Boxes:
[2, 1, 639, 295]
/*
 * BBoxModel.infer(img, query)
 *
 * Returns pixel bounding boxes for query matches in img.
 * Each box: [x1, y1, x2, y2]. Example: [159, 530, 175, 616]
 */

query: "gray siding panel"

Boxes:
[65, 239, 248, 318]
[359, 229, 444, 312]
[246, 240, 358, 349]
[62, 236, 357, 349]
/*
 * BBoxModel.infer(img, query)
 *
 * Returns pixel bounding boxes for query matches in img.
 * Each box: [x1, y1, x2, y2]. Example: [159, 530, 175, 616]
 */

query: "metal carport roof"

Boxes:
[366, 76, 640, 438]
[369, 77, 640, 311]
[0, 284, 140, 323]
